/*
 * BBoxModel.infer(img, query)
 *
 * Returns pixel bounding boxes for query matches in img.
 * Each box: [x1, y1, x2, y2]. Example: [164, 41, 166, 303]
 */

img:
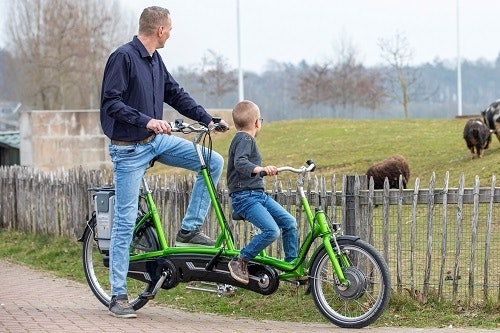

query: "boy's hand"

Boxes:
[262, 165, 278, 176]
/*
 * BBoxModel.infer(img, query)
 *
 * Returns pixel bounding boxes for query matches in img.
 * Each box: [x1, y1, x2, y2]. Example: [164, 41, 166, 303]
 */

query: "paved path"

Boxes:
[0, 260, 496, 333]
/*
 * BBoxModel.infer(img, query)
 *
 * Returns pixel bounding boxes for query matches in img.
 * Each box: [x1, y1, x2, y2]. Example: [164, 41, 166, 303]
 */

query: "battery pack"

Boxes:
[94, 189, 115, 251]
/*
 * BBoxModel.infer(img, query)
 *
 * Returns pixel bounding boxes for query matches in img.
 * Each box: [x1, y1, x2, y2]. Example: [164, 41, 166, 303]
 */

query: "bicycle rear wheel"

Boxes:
[81, 215, 154, 310]
[309, 238, 391, 328]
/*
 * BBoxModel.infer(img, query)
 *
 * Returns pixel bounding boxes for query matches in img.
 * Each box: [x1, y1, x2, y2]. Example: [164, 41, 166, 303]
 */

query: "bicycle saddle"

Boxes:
[231, 211, 245, 221]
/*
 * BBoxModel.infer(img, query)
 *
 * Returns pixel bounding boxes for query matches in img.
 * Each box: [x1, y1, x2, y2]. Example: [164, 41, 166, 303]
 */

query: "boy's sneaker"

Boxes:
[108, 295, 137, 318]
[228, 257, 249, 284]
[175, 227, 215, 247]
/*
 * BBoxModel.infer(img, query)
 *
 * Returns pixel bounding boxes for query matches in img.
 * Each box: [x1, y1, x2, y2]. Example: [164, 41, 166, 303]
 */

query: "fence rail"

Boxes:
[1, 166, 499, 305]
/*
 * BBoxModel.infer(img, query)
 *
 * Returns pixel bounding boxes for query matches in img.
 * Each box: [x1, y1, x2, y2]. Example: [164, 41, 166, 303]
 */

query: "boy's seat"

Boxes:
[231, 211, 245, 221]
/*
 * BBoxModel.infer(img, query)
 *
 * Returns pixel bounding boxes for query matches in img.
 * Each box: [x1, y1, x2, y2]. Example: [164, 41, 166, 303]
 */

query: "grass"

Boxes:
[2, 117, 500, 328]
[148, 118, 500, 188]
[1, 223, 500, 329]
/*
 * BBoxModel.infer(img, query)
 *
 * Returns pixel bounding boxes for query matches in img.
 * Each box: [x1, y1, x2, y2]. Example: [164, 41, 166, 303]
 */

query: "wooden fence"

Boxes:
[1, 165, 499, 305]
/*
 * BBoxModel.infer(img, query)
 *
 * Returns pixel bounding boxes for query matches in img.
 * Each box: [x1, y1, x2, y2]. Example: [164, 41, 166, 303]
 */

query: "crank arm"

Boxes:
[140, 270, 168, 300]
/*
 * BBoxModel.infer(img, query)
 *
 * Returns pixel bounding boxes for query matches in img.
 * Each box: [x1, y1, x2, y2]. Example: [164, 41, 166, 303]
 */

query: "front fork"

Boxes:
[315, 209, 349, 286]
[322, 235, 349, 286]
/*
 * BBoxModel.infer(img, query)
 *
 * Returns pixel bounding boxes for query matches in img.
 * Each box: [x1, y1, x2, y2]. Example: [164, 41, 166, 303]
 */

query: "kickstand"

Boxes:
[186, 282, 237, 297]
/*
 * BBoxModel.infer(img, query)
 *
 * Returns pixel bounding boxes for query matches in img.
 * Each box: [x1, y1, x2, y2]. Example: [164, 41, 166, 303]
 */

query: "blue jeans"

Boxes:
[108, 134, 223, 296]
[230, 190, 298, 262]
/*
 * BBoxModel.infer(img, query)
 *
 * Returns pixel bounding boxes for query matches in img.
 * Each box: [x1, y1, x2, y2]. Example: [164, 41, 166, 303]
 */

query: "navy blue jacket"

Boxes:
[100, 36, 212, 141]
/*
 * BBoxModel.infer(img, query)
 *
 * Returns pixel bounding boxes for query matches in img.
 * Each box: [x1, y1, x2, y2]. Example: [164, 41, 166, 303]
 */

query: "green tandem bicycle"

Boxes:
[80, 119, 391, 328]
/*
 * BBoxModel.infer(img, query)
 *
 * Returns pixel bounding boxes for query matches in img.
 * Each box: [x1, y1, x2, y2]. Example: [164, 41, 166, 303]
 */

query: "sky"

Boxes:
[1, 0, 500, 73]
[124, 0, 500, 73]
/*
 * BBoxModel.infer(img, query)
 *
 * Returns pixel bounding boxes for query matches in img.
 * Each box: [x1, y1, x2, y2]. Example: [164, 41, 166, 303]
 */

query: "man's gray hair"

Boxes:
[139, 6, 170, 36]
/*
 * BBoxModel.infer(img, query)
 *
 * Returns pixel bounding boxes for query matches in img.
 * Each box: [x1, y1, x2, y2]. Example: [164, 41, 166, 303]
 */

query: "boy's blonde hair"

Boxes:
[232, 100, 259, 130]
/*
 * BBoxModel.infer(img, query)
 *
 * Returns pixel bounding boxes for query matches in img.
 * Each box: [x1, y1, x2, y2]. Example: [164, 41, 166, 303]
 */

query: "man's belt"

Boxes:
[111, 134, 156, 146]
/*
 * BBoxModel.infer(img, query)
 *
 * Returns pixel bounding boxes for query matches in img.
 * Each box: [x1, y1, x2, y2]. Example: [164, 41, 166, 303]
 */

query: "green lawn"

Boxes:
[149, 118, 500, 187]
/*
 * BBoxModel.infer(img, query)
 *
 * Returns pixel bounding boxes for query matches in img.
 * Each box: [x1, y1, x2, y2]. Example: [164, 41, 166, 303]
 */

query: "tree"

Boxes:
[378, 32, 420, 119]
[293, 41, 385, 118]
[0, 49, 16, 100]
[330, 52, 385, 116]
[5, 0, 133, 110]
[198, 49, 237, 108]
[292, 62, 331, 116]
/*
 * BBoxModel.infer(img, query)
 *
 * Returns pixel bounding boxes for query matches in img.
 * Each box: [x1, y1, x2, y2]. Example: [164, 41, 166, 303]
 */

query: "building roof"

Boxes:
[0, 131, 20, 149]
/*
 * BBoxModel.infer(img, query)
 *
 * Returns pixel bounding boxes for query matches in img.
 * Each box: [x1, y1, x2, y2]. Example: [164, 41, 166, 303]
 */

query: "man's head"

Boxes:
[138, 6, 172, 49]
[232, 100, 262, 133]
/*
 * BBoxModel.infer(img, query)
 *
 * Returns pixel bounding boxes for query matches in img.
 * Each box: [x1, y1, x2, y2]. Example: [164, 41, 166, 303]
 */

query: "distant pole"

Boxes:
[237, 0, 244, 101]
[456, 0, 463, 116]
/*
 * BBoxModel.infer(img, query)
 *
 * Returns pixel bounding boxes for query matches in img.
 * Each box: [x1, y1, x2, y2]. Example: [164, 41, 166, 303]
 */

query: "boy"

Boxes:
[227, 100, 298, 284]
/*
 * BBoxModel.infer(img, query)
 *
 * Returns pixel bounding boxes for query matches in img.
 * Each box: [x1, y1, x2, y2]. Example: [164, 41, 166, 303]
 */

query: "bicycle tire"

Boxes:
[309, 238, 391, 328]
[82, 215, 154, 310]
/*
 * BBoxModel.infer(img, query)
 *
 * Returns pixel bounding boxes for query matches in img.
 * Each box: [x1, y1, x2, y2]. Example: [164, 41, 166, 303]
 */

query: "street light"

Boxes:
[236, 0, 244, 101]
[456, 0, 462, 116]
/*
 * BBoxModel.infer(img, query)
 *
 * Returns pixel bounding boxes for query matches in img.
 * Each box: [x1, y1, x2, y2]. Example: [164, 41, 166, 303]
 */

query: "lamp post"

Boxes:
[237, 0, 244, 101]
[456, 0, 462, 116]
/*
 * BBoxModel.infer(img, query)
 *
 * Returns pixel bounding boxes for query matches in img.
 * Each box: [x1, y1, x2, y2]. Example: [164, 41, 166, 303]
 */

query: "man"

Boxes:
[100, 6, 228, 318]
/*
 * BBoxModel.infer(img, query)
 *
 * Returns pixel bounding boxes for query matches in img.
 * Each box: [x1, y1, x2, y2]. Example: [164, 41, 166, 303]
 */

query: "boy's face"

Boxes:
[254, 108, 262, 136]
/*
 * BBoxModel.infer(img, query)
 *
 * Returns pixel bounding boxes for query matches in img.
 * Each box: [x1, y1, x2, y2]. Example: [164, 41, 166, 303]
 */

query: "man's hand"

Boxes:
[147, 119, 171, 135]
[209, 119, 230, 132]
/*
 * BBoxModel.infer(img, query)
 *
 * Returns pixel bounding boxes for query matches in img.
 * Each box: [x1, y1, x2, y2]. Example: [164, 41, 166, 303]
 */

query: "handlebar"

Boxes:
[148, 118, 228, 169]
[259, 160, 316, 177]
[168, 118, 229, 134]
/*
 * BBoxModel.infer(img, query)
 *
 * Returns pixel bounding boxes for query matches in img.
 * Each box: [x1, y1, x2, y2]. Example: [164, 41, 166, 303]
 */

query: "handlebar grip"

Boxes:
[215, 124, 229, 131]
[259, 171, 267, 177]
[306, 159, 316, 172]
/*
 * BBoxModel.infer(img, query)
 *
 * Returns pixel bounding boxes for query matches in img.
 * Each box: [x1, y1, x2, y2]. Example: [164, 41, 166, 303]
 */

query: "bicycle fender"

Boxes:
[335, 235, 361, 242]
[78, 212, 96, 242]
[307, 235, 360, 269]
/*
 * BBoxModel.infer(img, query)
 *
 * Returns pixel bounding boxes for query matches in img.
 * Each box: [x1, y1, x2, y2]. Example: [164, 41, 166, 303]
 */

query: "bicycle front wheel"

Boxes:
[309, 238, 391, 328]
[81, 216, 153, 310]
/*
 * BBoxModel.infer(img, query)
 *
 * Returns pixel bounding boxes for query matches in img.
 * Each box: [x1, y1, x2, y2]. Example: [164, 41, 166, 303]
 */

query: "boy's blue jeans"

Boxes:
[108, 134, 223, 296]
[230, 190, 298, 262]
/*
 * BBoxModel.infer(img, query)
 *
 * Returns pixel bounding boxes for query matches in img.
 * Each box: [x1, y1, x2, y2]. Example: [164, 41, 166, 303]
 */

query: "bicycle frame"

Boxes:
[130, 122, 349, 285]
[82, 120, 391, 328]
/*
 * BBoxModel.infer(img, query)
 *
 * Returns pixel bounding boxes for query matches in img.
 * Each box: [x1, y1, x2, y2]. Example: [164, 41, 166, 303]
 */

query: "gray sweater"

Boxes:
[227, 132, 265, 194]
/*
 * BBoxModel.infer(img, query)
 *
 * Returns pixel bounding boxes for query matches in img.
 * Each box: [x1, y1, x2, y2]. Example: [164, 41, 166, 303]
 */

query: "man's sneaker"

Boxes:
[228, 256, 249, 284]
[108, 295, 137, 318]
[175, 227, 215, 247]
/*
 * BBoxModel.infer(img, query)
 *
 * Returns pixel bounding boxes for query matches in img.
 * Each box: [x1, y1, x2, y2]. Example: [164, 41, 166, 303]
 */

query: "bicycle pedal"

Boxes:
[284, 277, 309, 286]
[139, 292, 155, 300]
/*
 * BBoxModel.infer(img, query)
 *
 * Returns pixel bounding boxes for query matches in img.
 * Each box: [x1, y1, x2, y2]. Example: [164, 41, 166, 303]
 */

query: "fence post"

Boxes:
[345, 175, 367, 236]
[345, 175, 356, 235]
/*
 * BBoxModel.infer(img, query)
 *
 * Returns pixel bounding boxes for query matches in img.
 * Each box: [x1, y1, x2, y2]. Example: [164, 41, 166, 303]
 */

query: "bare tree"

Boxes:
[329, 40, 385, 116]
[76, 1, 134, 109]
[198, 49, 237, 108]
[0, 50, 17, 100]
[355, 67, 386, 111]
[6, 0, 132, 110]
[292, 62, 331, 116]
[378, 32, 419, 118]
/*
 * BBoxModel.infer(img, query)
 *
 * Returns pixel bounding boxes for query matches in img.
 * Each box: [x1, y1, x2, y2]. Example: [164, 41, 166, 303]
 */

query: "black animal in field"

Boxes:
[481, 100, 500, 143]
[366, 155, 410, 189]
[463, 118, 491, 159]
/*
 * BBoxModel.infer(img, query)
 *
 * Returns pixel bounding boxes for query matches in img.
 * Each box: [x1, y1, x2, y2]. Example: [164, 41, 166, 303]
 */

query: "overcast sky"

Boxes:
[122, 0, 500, 73]
[1, 0, 500, 73]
